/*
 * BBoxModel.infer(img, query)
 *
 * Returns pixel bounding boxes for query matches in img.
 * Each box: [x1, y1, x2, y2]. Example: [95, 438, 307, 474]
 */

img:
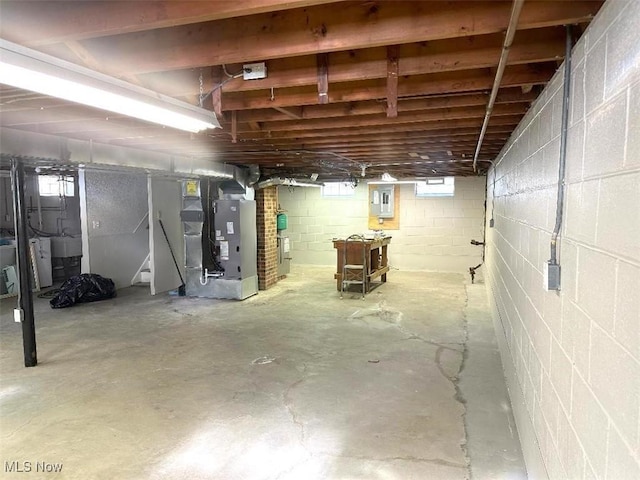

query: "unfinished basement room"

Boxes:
[0, 0, 638, 479]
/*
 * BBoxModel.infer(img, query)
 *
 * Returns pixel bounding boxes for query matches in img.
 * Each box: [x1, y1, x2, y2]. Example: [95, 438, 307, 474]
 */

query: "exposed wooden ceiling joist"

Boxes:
[59, 1, 599, 75]
[0, 0, 604, 178]
[0, 0, 343, 46]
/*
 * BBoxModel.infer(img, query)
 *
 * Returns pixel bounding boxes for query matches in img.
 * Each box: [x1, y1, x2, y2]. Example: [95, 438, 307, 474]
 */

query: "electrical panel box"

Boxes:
[213, 199, 257, 281]
[370, 186, 395, 218]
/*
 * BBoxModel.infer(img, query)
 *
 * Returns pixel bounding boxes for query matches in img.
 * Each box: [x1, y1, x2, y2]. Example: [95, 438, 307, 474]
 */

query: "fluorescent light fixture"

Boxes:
[0, 39, 220, 133]
[380, 172, 397, 182]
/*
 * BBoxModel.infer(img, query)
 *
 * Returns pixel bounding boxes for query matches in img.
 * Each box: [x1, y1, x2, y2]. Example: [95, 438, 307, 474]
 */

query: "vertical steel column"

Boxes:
[10, 157, 38, 367]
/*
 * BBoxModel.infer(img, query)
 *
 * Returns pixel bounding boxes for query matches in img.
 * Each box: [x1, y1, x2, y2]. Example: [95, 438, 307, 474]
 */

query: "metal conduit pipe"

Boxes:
[473, 0, 526, 172]
[546, 25, 574, 290]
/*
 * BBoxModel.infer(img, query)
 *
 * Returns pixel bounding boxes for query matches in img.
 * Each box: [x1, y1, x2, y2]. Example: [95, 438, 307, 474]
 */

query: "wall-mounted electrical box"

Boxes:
[370, 186, 395, 218]
[243, 62, 267, 80]
[543, 261, 561, 291]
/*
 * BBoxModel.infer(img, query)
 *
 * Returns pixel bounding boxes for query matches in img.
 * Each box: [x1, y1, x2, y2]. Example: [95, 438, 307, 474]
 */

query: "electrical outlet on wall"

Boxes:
[92, 220, 101, 229]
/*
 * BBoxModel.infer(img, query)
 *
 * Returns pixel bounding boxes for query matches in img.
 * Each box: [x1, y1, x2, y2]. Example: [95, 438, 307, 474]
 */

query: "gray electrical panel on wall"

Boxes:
[370, 185, 395, 218]
[213, 199, 257, 281]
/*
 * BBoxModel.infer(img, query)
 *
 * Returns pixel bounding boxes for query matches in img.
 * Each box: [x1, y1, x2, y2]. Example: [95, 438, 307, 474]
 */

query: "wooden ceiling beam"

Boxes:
[231, 111, 238, 143]
[73, 1, 601, 75]
[272, 106, 303, 120]
[317, 142, 504, 154]
[223, 63, 555, 110]
[317, 53, 329, 105]
[229, 125, 514, 146]
[235, 89, 535, 123]
[230, 103, 526, 133]
[237, 115, 522, 140]
[0, 0, 343, 46]
[217, 28, 565, 94]
[211, 66, 223, 117]
[386, 45, 399, 118]
[128, 29, 558, 99]
[223, 134, 508, 149]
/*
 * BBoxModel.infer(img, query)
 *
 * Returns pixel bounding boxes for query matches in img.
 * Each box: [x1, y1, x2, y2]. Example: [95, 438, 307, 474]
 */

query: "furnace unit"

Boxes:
[181, 180, 258, 300]
[213, 199, 257, 282]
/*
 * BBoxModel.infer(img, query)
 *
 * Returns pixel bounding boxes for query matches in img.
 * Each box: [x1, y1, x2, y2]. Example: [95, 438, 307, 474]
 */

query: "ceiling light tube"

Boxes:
[0, 39, 220, 133]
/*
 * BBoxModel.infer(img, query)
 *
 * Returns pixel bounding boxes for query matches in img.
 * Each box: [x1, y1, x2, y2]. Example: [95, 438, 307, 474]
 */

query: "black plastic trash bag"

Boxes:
[50, 274, 116, 309]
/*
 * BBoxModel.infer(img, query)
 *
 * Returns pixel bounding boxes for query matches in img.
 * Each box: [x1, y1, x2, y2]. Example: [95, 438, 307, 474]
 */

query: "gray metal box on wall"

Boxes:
[213, 199, 257, 281]
[370, 185, 395, 218]
[277, 235, 291, 276]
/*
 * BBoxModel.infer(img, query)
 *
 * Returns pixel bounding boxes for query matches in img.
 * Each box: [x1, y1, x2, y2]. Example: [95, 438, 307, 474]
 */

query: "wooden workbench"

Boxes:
[332, 236, 391, 292]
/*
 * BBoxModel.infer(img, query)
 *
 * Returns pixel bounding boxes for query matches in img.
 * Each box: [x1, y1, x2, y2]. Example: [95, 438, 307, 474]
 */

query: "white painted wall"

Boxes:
[277, 177, 485, 273]
[485, 0, 640, 478]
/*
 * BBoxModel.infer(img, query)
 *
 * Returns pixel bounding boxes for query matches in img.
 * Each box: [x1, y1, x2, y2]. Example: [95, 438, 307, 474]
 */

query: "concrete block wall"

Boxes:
[277, 177, 485, 273]
[255, 186, 278, 290]
[485, 0, 640, 478]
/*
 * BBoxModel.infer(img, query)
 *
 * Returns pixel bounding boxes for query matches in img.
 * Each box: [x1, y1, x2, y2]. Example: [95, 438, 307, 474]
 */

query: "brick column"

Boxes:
[255, 186, 278, 290]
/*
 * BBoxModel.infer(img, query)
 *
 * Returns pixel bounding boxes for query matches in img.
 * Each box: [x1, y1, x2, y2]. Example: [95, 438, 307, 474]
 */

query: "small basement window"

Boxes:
[38, 175, 75, 197]
[321, 182, 355, 197]
[415, 177, 455, 197]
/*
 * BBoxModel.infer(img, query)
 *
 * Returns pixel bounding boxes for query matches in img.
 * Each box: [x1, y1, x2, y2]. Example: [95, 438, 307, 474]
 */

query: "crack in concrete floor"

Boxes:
[1, 266, 524, 480]
[346, 295, 475, 479]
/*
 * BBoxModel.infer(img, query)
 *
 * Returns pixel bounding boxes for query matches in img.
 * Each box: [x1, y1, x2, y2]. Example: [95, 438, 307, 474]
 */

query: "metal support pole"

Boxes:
[10, 157, 38, 367]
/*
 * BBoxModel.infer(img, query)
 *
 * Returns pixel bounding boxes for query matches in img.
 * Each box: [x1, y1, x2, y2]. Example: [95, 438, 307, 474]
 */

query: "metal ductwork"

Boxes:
[256, 176, 324, 189]
[247, 164, 260, 185]
[0, 127, 251, 186]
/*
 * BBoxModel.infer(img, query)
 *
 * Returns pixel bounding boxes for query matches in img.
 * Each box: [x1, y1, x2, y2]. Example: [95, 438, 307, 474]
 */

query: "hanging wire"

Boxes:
[222, 64, 243, 78]
[199, 65, 245, 102]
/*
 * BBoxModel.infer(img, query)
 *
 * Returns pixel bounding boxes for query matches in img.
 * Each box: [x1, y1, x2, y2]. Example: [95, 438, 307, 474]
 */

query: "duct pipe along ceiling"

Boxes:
[0, 127, 255, 188]
[255, 177, 324, 189]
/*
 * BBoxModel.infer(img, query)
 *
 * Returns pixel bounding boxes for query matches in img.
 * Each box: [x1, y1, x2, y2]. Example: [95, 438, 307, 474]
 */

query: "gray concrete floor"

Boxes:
[0, 266, 526, 479]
